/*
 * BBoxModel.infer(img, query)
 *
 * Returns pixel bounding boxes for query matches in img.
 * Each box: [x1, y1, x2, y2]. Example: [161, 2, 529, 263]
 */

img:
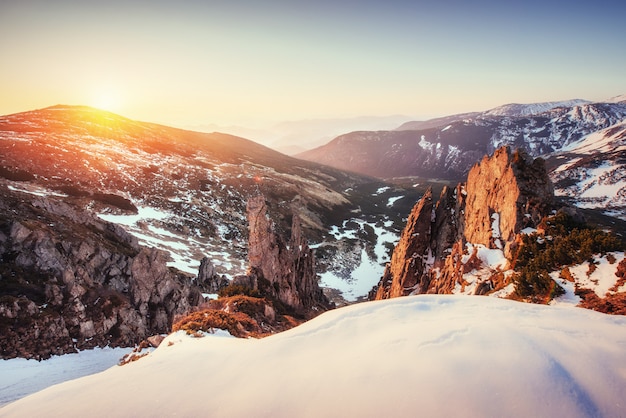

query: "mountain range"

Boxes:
[0, 105, 422, 315]
[1, 98, 626, 412]
[189, 114, 413, 155]
[297, 97, 626, 221]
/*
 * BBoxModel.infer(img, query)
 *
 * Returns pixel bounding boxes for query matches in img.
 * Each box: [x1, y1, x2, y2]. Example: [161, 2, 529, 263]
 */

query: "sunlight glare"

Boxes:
[89, 86, 123, 112]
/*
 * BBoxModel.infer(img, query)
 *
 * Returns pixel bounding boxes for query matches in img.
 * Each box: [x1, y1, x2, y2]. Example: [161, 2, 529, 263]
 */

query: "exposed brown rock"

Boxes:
[240, 194, 331, 315]
[576, 288, 626, 315]
[371, 146, 554, 301]
[463, 147, 553, 256]
[373, 188, 434, 299]
[146, 334, 166, 348]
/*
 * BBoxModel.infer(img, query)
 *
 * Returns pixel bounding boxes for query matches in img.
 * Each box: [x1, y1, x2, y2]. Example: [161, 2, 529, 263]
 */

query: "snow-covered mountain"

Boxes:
[2, 104, 626, 413]
[298, 100, 626, 180]
[548, 120, 626, 219]
[393, 100, 590, 131]
[482, 99, 590, 117]
[2, 295, 625, 417]
[297, 98, 626, 221]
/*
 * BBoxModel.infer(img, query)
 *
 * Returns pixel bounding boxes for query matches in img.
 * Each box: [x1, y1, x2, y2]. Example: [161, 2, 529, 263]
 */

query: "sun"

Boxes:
[89, 86, 123, 112]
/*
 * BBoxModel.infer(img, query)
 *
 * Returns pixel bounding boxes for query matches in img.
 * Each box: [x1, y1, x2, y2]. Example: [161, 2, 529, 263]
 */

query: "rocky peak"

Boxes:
[372, 188, 435, 300]
[463, 147, 553, 256]
[196, 257, 229, 294]
[371, 146, 554, 300]
[235, 194, 331, 315]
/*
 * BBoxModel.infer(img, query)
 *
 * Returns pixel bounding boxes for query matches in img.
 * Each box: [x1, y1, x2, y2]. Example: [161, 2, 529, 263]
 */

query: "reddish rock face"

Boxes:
[244, 194, 331, 315]
[371, 146, 554, 300]
[373, 188, 434, 300]
[464, 147, 553, 255]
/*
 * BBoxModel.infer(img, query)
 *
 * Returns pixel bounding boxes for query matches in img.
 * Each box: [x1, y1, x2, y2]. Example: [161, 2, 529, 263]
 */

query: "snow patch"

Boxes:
[97, 206, 170, 226]
[464, 243, 508, 270]
[386, 195, 403, 207]
[491, 212, 502, 249]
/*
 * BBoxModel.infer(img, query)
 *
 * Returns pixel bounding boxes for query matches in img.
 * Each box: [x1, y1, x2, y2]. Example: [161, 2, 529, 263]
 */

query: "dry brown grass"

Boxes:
[576, 289, 626, 315]
[173, 294, 305, 339]
[172, 309, 262, 338]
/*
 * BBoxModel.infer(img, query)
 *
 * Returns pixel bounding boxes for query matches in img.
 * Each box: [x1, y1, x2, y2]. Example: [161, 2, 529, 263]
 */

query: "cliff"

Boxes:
[371, 146, 554, 300]
[0, 185, 202, 359]
[233, 194, 331, 315]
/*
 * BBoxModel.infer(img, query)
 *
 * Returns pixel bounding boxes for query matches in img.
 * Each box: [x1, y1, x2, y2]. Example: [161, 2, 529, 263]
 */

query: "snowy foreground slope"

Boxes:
[2, 296, 626, 418]
[0, 348, 128, 407]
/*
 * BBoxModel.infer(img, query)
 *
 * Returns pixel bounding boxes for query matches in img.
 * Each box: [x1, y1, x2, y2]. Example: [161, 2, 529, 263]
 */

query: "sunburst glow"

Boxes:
[89, 86, 123, 113]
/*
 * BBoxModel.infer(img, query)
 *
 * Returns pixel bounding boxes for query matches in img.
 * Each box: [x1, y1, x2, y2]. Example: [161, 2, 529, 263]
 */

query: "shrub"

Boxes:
[209, 295, 268, 318]
[172, 309, 260, 338]
[218, 284, 260, 298]
[512, 213, 624, 303]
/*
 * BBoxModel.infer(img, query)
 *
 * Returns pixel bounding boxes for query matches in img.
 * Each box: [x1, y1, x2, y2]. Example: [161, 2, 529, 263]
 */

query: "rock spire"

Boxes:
[371, 146, 554, 300]
[234, 194, 331, 315]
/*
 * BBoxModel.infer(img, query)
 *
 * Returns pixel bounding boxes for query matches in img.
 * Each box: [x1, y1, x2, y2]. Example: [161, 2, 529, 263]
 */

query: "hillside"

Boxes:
[0, 105, 428, 358]
[0, 105, 421, 297]
[547, 120, 626, 220]
[1, 295, 625, 417]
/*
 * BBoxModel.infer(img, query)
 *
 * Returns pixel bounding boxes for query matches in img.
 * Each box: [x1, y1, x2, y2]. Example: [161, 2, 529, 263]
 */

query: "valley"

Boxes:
[1, 98, 626, 412]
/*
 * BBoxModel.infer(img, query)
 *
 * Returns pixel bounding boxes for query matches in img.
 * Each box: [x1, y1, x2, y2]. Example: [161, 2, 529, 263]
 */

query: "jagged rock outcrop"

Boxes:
[373, 189, 435, 299]
[234, 194, 331, 315]
[464, 147, 553, 256]
[371, 146, 554, 300]
[0, 186, 201, 359]
[197, 257, 229, 293]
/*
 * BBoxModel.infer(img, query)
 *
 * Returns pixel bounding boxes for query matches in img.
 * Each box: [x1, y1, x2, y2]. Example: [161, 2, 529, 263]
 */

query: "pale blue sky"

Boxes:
[1, 0, 624, 127]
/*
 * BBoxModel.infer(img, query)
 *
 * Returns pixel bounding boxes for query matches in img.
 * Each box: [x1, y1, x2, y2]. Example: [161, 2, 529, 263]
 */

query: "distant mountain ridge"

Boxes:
[297, 98, 626, 219]
[395, 99, 589, 131]
[482, 99, 590, 117]
[299, 101, 626, 178]
[191, 114, 413, 155]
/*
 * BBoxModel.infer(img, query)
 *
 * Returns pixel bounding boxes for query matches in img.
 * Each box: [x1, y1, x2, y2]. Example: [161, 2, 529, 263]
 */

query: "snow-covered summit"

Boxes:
[1, 295, 625, 418]
[484, 99, 590, 117]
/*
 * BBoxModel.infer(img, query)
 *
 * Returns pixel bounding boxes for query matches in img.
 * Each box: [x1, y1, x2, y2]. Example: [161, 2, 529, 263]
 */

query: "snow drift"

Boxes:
[1, 295, 625, 417]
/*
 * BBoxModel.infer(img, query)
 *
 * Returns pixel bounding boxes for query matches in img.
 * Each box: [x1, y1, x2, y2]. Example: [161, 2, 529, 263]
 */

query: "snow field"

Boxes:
[319, 218, 398, 301]
[0, 347, 128, 407]
[2, 296, 625, 418]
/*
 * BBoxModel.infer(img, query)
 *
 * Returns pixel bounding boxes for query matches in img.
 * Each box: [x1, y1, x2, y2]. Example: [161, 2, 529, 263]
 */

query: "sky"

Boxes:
[1, 0, 625, 128]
